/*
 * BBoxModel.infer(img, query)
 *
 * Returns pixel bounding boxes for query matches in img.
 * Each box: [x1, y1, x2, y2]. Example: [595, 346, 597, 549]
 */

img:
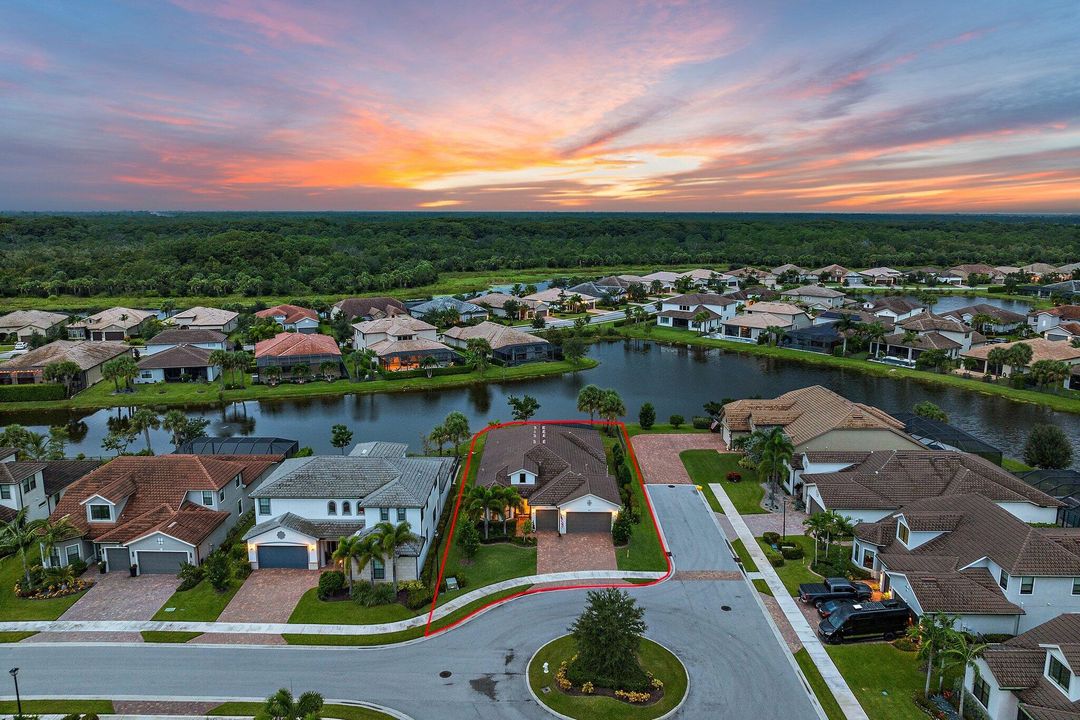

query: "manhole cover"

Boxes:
[667, 484, 675, 488]
[721, 605, 731, 612]
[439, 670, 452, 678]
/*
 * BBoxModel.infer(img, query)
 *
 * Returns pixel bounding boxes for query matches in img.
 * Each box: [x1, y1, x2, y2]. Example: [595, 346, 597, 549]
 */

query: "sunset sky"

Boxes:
[2, 1, 1078, 212]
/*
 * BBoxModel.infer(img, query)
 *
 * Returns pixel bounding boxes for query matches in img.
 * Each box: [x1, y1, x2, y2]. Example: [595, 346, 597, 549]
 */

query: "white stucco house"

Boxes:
[655, 293, 739, 333]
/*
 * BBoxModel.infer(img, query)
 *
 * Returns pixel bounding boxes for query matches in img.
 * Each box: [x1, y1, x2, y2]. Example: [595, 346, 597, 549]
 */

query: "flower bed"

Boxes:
[14, 578, 93, 599]
[553, 653, 666, 706]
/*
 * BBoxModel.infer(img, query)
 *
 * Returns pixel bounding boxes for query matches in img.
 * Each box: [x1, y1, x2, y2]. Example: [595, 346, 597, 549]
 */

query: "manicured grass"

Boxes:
[0, 554, 89, 620]
[210, 702, 395, 719]
[1002, 456, 1034, 473]
[753, 578, 772, 596]
[624, 423, 709, 437]
[731, 539, 758, 572]
[152, 578, 243, 622]
[794, 648, 845, 720]
[528, 635, 688, 720]
[680, 450, 766, 515]
[619, 325, 1080, 415]
[0, 700, 113, 714]
[756, 535, 820, 596]
[289, 588, 417, 624]
[826, 643, 931, 720]
[612, 435, 667, 573]
[0, 631, 35, 642]
[283, 584, 531, 645]
[700, 484, 723, 513]
[141, 630, 202, 643]
[441, 539, 537, 591]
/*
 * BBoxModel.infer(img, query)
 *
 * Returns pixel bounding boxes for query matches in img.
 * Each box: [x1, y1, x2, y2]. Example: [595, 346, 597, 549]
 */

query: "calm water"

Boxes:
[6, 338, 1077, 466]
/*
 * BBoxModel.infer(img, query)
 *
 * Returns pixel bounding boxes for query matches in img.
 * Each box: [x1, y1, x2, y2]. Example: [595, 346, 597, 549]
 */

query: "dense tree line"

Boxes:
[1, 212, 1078, 299]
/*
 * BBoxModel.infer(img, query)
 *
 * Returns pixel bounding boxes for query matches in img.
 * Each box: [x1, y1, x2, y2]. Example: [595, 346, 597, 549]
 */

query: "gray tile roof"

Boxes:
[410, 297, 486, 316]
[350, 441, 409, 458]
[244, 511, 367, 541]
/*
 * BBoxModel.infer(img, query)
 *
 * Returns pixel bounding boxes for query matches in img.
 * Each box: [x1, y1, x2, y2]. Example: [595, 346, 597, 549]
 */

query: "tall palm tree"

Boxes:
[21, 431, 50, 461]
[162, 409, 188, 450]
[420, 355, 438, 379]
[208, 349, 229, 389]
[944, 630, 987, 715]
[598, 389, 626, 430]
[802, 512, 831, 563]
[427, 423, 451, 455]
[576, 384, 604, 422]
[497, 487, 524, 536]
[835, 313, 857, 355]
[465, 485, 500, 539]
[331, 534, 375, 594]
[255, 687, 324, 720]
[756, 427, 794, 513]
[231, 350, 253, 386]
[129, 407, 160, 454]
[374, 521, 418, 592]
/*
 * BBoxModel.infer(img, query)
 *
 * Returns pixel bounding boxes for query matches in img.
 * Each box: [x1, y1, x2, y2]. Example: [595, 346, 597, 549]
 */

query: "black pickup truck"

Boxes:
[798, 577, 873, 606]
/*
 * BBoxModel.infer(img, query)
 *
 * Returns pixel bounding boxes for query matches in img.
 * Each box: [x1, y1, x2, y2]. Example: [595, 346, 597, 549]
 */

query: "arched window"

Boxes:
[342, 501, 351, 516]
[327, 501, 337, 516]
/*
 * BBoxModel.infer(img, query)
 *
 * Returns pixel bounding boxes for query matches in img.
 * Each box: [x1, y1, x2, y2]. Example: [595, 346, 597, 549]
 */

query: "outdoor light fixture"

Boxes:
[8, 667, 21, 719]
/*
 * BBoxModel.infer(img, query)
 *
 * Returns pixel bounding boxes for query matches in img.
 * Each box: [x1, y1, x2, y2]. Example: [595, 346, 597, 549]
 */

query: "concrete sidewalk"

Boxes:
[710, 482, 869, 720]
[0, 569, 665, 637]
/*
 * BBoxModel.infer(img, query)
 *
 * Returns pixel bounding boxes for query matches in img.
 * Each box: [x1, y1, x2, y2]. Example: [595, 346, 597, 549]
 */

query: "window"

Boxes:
[342, 501, 351, 516]
[49, 548, 60, 566]
[397, 508, 407, 523]
[1020, 576, 1034, 595]
[327, 501, 337, 516]
[862, 549, 875, 570]
[372, 558, 385, 580]
[66, 544, 81, 563]
[972, 675, 990, 708]
[380, 508, 389, 522]
[218, 488, 226, 502]
[235, 474, 242, 488]
[202, 490, 214, 506]
[258, 498, 271, 516]
[1049, 655, 1071, 691]
[518, 473, 527, 484]
[237, 499, 243, 515]
[0, 485, 9, 499]
[897, 522, 910, 544]
[999, 569, 1009, 591]
[1073, 578, 1080, 596]
[89, 504, 111, 521]
[22, 477, 36, 493]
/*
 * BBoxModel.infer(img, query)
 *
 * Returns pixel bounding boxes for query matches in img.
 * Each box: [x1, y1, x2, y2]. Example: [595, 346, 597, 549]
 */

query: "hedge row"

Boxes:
[378, 364, 476, 380]
[0, 383, 66, 402]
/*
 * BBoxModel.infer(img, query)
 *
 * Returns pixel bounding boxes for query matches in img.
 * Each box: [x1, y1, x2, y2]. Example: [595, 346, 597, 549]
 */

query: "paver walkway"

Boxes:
[61, 573, 180, 621]
[710, 481, 870, 720]
[215, 569, 318, 623]
[536, 530, 616, 574]
[630, 432, 727, 484]
[744, 487, 810, 536]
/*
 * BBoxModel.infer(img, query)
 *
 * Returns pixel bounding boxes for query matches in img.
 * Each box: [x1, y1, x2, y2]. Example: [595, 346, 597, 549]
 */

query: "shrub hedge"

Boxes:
[0, 383, 66, 402]
[378, 364, 475, 380]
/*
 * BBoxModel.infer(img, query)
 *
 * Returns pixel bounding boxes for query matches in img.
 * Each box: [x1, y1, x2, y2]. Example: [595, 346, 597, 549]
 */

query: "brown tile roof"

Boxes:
[0, 310, 68, 330]
[1036, 305, 1080, 321]
[949, 263, 998, 277]
[963, 338, 1080, 363]
[943, 303, 1027, 324]
[353, 316, 436, 336]
[441, 321, 549, 351]
[125, 502, 231, 546]
[746, 301, 805, 317]
[137, 344, 214, 370]
[368, 337, 453, 356]
[332, 297, 407, 320]
[0, 340, 130, 371]
[0, 506, 16, 523]
[68, 307, 155, 331]
[977, 615, 1080, 714]
[0, 461, 46, 485]
[168, 306, 238, 328]
[255, 304, 318, 324]
[879, 331, 961, 351]
[780, 285, 846, 299]
[657, 307, 721, 321]
[255, 332, 340, 359]
[867, 296, 924, 314]
[899, 568, 1023, 615]
[721, 385, 912, 447]
[39, 460, 101, 496]
[899, 314, 971, 334]
[665, 293, 738, 306]
[148, 328, 227, 345]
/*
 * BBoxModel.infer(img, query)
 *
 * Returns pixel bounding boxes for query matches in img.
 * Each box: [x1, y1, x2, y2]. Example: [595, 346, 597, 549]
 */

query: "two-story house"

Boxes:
[0, 459, 100, 522]
[48, 454, 281, 573]
[255, 304, 320, 333]
[852, 494, 1080, 634]
[244, 446, 456, 581]
[655, 293, 739, 333]
[862, 296, 926, 323]
[779, 285, 846, 309]
[1029, 306, 1080, 335]
[352, 316, 457, 371]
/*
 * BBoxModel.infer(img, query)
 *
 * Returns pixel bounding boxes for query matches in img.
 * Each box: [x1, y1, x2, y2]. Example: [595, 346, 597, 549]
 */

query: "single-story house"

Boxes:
[961, 338, 1080, 378]
[941, 303, 1027, 334]
[720, 311, 792, 343]
[780, 285, 846, 308]
[67, 307, 155, 341]
[353, 316, 457, 371]
[136, 344, 219, 383]
[0, 340, 131, 388]
[255, 304, 320, 334]
[870, 331, 963, 362]
[1022, 263, 1064, 282]
[727, 267, 779, 288]
[441, 321, 553, 365]
[771, 263, 812, 280]
[330, 297, 409, 322]
[1, 459, 100, 522]
[678, 269, 739, 289]
[779, 324, 845, 354]
[1022, 280, 1080, 300]
[1046, 322, 1080, 343]
[812, 264, 849, 283]
[245, 448, 455, 578]
[471, 293, 549, 321]
[896, 313, 985, 351]
[948, 263, 1002, 284]
[143, 329, 227, 356]
[48, 454, 281, 573]
[168, 306, 239, 333]
[476, 424, 621, 535]
[638, 271, 682, 292]
[409, 297, 489, 324]
[567, 281, 621, 301]
[655, 293, 739, 332]
[862, 296, 926, 323]
[0, 310, 68, 343]
[858, 267, 905, 286]
[743, 301, 812, 328]
[255, 332, 342, 376]
[522, 287, 599, 312]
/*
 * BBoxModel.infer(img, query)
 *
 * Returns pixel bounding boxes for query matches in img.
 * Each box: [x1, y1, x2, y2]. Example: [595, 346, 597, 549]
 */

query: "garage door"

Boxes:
[534, 509, 558, 531]
[565, 512, 612, 534]
[257, 545, 309, 569]
[136, 551, 187, 575]
[105, 547, 130, 572]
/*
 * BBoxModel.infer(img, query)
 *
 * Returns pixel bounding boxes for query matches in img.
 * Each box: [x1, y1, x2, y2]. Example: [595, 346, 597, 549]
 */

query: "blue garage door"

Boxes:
[257, 545, 308, 569]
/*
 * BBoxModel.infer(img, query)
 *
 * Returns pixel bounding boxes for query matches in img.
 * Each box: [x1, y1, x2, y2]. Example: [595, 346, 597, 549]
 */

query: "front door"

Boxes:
[323, 540, 338, 567]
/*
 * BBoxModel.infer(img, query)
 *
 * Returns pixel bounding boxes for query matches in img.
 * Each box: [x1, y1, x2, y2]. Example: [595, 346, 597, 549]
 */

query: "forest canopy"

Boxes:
[1, 212, 1078, 299]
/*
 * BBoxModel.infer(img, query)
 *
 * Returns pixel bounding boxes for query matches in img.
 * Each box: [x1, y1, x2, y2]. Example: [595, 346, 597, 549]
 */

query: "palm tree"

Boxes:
[39, 514, 78, 571]
[331, 535, 365, 593]
[465, 485, 500, 539]
[420, 355, 438, 379]
[255, 688, 324, 720]
[374, 521, 418, 592]
[101, 357, 125, 393]
[0, 509, 75, 587]
[465, 338, 492, 375]
[129, 407, 160, 454]
[944, 631, 988, 716]
[803, 512, 831, 563]
[757, 427, 794, 513]
[162, 410, 188, 450]
[835, 313, 857, 355]
[208, 349, 229, 389]
[427, 423, 451, 455]
[319, 360, 338, 382]
[496, 486, 524, 536]
[21, 431, 50, 460]
[598, 388, 626, 429]
[576, 384, 604, 422]
[692, 310, 711, 336]
[907, 613, 954, 698]
[970, 312, 995, 334]
[263, 366, 282, 386]
[231, 350, 253, 386]
[291, 363, 310, 382]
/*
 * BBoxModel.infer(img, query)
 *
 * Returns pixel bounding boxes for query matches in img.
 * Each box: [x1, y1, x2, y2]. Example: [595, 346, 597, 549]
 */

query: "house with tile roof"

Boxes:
[858, 267, 905, 286]
[0, 310, 68, 343]
[949, 263, 1003, 284]
[471, 292, 549, 321]
[245, 447, 455, 577]
[962, 339, 1080, 378]
[718, 385, 923, 454]
[1046, 323, 1080, 344]
[522, 287, 599, 312]
[475, 424, 621, 536]
[780, 285, 847, 309]
[143, 329, 227, 356]
[678, 269, 739, 290]
[862, 296, 926, 322]
[852, 494, 1080, 634]
[255, 304, 320, 333]
[812, 264, 849, 283]
[330, 296, 408, 322]
[49, 454, 281, 574]
[896, 313, 986, 351]
[0, 340, 131, 389]
[963, 613, 1080, 720]
[67, 307, 156, 341]
[168, 306, 239, 333]
[797, 450, 1060, 525]
[1030, 306, 1080, 335]
[409, 296, 489, 323]
[255, 332, 342, 377]
[352, 316, 457, 371]
[942, 303, 1027, 334]
[726, 266, 779, 288]
[135, 344, 220, 384]
[1025, 280, 1080, 301]
[441, 321, 552, 365]
[0, 459, 100, 523]
[655, 293, 739, 333]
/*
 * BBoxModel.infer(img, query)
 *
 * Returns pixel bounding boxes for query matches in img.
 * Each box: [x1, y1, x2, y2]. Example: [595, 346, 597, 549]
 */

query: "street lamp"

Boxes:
[9, 667, 21, 719]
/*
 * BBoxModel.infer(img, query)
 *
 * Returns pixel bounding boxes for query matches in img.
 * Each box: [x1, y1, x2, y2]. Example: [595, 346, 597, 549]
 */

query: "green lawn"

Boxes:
[794, 649, 845, 720]
[152, 578, 243, 622]
[624, 423, 709, 437]
[141, 630, 202, 643]
[680, 450, 766, 514]
[1002, 457, 1034, 473]
[0, 700, 113, 715]
[753, 578, 772, 596]
[441, 539, 537, 591]
[731, 539, 758, 572]
[289, 588, 417, 624]
[609, 435, 667, 573]
[0, 631, 36, 642]
[756, 535, 820, 596]
[826, 643, 933, 720]
[210, 702, 396, 719]
[527, 635, 688, 720]
[0, 554, 89, 620]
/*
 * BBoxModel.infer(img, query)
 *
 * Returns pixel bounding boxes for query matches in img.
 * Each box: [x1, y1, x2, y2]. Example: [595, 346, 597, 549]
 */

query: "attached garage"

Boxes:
[257, 545, 309, 569]
[105, 547, 130, 572]
[136, 551, 187, 575]
[565, 512, 612, 534]
[534, 509, 558, 531]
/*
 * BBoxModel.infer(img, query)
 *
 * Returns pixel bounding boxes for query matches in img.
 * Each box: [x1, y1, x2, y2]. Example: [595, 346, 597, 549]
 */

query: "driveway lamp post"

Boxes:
[9, 667, 21, 719]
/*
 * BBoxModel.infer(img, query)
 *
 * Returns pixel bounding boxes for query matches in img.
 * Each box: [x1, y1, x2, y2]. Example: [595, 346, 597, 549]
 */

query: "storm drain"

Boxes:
[439, 671, 452, 678]
[721, 605, 732, 612]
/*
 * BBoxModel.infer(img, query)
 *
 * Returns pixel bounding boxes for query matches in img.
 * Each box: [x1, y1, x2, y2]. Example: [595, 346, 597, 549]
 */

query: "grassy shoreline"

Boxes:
[618, 326, 1080, 414]
[0, 358, 598, 413]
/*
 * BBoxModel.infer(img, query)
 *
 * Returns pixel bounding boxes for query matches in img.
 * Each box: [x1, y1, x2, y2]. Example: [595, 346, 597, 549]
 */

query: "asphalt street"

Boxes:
[0, 485, 819, 720]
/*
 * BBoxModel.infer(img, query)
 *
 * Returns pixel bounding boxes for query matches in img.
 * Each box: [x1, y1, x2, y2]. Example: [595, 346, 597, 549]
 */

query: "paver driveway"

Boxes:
[215, 569, 318, 623]
[536, 530, 616, 574]
[630, 432, 727, 484]
[60, 572, 179, 621]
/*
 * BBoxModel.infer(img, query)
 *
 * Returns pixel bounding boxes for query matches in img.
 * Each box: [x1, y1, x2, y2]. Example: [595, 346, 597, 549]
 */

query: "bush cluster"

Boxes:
[0, 383, 66, 402]
[691, 416, 711, 429]
[318, 570, 345, 600]
[351, 581, 396, 607]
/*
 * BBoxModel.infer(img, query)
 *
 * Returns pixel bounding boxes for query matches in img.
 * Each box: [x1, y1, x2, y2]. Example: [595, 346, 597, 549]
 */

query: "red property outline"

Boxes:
[424, 419, 672, 636]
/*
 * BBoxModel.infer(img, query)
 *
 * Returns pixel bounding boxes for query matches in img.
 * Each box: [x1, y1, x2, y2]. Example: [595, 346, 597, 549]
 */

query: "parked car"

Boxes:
[12, 341, 27, 351]
[798, 577, 873, 607]
[817, 598, 855, 619]
[817, 599, 911, 644]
